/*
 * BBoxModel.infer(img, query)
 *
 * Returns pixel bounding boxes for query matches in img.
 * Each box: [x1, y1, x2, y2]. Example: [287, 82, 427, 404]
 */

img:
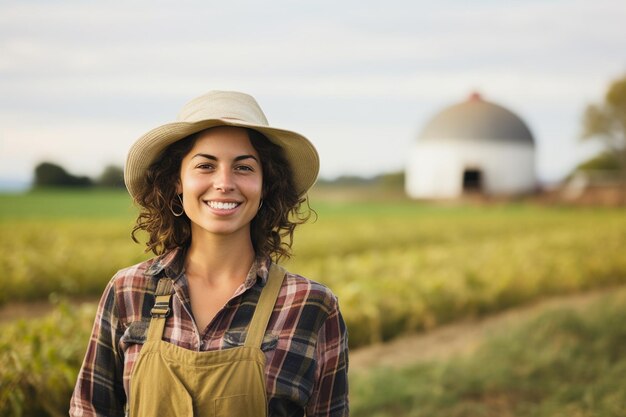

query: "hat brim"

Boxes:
[125, 118, 320, 200]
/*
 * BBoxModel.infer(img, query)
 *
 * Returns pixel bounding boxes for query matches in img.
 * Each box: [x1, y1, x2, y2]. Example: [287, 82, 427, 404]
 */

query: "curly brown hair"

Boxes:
[131, 127, 312, 261]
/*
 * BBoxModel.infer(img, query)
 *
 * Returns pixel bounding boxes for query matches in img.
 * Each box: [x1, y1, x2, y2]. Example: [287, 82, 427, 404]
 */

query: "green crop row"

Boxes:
[287, 208, 626, 346]
[0, 219, 145, 304]
[0, 301, 96, 417]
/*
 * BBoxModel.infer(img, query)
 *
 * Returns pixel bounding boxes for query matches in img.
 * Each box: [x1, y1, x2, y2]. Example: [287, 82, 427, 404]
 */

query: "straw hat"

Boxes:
[124, 90, 319, 200]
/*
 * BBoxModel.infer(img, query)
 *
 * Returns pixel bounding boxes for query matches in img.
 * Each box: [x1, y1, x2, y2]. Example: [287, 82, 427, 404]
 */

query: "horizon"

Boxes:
[0, 164, 579, 193]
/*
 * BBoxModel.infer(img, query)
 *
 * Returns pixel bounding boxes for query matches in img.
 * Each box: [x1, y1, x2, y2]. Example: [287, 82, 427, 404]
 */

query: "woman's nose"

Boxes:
[214, 168, 235, 192]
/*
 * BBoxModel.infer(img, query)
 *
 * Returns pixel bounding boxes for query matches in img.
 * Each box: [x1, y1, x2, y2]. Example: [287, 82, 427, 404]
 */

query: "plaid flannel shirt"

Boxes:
[70, 248, 349, 416]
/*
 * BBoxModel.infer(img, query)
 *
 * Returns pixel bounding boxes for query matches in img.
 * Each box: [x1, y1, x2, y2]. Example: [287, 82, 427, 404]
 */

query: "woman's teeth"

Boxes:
[207, 201, 239, 210]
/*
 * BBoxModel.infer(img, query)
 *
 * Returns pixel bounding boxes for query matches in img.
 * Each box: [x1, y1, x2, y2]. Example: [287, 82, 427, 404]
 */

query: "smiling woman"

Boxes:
[70, 91, 349, 417]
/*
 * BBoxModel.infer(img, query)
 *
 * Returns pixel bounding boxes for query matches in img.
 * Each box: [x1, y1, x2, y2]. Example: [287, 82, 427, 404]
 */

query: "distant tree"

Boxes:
[582, 74, 626, 203]
[97, 165, 125, 188]
[33, 162, 92, 188]
[576, 152, 620, 172]
[375, 171, 405, 187]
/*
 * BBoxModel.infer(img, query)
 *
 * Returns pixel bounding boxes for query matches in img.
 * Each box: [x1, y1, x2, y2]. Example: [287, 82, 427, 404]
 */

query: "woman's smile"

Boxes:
[204, 199, 243, 213]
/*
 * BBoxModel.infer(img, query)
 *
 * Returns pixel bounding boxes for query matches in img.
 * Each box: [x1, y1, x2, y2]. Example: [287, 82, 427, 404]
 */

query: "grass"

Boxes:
[0, 189, 135, 219]
[350, 287, 626, 417]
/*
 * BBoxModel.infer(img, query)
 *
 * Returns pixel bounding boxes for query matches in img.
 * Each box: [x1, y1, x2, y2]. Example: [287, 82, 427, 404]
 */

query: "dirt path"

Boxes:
[350, 285, 624, 372]
[0, 297, 98, 323]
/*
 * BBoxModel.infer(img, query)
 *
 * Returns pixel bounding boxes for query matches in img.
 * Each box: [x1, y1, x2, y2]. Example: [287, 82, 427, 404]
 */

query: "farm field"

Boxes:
[2, 189, 626, 346]
[1, 188, 626, 415]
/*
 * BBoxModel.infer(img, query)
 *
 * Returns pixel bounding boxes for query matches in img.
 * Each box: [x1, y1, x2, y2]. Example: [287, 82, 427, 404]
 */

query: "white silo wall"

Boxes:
[405, 138, 536, 198]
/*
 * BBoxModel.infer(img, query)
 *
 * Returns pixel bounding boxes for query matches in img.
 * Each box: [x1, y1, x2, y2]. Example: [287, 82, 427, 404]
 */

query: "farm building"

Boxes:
[405, 93, 537, 198]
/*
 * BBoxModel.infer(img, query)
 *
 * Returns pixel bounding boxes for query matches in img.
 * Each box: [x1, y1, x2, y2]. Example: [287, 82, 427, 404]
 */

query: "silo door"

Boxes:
[462, 168, 482, 192]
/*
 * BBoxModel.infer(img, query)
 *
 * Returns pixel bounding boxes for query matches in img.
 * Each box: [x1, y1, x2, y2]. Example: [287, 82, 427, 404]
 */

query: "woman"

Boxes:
[70, 91, 349, 416]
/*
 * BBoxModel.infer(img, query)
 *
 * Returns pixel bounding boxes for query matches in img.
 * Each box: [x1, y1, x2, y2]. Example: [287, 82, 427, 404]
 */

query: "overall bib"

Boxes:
[129, 264, 286, 417]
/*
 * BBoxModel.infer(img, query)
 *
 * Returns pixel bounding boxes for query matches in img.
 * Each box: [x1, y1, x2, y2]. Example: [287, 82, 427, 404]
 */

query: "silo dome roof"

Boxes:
[418, 93, 534, 145]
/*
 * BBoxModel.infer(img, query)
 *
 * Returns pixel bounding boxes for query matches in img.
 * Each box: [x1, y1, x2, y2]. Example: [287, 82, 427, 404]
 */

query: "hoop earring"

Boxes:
[170, 194, 184, 217]
[258, 199, 263, 210]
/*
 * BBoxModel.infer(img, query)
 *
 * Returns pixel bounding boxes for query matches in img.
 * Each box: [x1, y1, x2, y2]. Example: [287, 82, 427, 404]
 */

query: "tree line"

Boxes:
[33, 162, 125, 189]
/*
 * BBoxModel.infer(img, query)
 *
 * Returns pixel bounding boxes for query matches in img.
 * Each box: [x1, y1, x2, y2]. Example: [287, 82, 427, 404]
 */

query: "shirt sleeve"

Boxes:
[70, 276, 126, 417]
[306, 300, 349, 417]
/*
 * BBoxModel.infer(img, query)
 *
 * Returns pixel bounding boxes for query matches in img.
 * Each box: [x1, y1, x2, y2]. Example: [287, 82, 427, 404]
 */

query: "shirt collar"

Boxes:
[144, 247, 186, 280]
[145, 247, 271, 287]
[246, 256, 271, 288]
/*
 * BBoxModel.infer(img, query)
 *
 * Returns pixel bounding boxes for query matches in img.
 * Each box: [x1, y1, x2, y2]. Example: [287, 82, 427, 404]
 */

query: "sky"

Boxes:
[1, 0, 625, 190]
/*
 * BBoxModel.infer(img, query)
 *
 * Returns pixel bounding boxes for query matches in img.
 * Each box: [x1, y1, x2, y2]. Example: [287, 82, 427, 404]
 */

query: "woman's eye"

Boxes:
[196, 163, 214, 170]
[235, 165, 253, 172]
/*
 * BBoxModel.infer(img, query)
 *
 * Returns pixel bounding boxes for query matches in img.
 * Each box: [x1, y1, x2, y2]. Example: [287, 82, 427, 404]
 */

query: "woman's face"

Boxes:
[177, 126, 263, 241]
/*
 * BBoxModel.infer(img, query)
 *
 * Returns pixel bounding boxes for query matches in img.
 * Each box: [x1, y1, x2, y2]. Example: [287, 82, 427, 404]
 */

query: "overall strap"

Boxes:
[146, 278, 174, 342]
[244, 263, 286, 348]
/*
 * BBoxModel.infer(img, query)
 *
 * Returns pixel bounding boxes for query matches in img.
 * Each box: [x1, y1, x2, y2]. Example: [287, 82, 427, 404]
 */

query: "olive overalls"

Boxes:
[129, 264, 286, 417]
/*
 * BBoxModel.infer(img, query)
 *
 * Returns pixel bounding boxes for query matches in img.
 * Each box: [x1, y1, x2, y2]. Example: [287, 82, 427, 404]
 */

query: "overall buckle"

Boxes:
[151, 298, 171, 318]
